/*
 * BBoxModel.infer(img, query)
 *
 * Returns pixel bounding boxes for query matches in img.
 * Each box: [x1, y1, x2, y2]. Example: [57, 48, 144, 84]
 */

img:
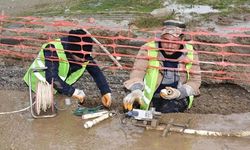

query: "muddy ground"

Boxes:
[0, 0, 250, 150]
[0, 89, 250, 150]
[0, 63, 250, 115]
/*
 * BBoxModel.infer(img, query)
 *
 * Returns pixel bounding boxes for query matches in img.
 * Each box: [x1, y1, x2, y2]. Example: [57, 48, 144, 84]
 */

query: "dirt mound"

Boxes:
[187, 83, 250, 114]
[0, 63, 249, 115]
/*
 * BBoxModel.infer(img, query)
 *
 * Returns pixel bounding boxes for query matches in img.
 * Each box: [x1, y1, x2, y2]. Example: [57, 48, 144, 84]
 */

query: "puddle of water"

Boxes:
[164, 3, 220, 15]
[0, 90, 250, 150]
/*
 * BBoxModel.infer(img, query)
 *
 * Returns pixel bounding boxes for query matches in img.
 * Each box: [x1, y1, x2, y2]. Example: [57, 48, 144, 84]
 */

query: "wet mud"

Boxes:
[0, 65, 249, 115]
[0, 65, 249, 149]
[0, 90, 250, 150]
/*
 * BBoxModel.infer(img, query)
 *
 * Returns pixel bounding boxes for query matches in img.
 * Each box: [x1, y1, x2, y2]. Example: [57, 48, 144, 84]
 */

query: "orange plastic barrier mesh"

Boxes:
[0, 16, 250, 83]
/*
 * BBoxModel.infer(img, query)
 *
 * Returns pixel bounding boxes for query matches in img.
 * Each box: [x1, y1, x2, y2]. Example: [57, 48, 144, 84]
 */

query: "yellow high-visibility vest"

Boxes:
[23, 39, 88, 92]
[140, 41, 194, 110]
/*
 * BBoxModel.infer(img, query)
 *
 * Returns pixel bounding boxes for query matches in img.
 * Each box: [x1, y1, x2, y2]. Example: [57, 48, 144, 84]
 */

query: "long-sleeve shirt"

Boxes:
[43, 37, 111, 97]
[124, 41, 201, 98]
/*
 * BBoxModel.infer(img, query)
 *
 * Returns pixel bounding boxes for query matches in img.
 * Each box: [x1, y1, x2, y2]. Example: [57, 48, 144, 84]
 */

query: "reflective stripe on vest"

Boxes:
[140, 41, 194, 110]
[140, 41, 159, 110]
[23, 39, 88, 92]
[185, 44, 194, 109]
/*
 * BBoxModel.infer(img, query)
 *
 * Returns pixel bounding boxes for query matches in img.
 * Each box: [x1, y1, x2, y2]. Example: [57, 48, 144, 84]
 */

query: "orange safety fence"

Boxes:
[0, 16, 250, 83]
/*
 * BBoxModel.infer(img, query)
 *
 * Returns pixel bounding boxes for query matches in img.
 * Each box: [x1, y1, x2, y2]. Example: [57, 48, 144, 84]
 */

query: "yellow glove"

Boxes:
[123, 89, 143, 111]
[101, 93, 112, 107]
[72, 89, 85, 103]
[160, 87, 180, 100]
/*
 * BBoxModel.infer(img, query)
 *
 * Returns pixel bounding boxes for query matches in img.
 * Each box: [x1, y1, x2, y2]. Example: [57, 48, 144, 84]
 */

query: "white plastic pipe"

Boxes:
[84, 113, 112, 128]
[146, 125, 250, 137]
[82, 110, 109, 120]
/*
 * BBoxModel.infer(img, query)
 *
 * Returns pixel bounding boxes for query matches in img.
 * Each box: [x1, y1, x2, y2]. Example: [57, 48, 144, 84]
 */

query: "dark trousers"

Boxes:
[152, 97, 188, 113]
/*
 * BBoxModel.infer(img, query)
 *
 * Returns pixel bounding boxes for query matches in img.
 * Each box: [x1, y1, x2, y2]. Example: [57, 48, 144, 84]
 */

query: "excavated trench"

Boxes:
[0, 59, 249, 115]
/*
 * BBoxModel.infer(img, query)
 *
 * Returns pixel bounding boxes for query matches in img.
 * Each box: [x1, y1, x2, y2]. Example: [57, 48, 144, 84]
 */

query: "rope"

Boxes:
[0, 105, 30, 115]
[36, 81, 53, 115]
[0, 102, 35, 115]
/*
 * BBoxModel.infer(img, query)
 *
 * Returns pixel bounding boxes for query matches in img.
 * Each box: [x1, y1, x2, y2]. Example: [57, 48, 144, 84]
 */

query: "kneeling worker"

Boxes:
[123, 20, 201, 113]
[23, 29, 112, 108]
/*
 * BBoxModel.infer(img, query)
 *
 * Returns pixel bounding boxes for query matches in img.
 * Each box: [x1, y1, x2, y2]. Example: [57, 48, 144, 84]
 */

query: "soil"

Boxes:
[0, 62, 249, 115]
[0, 90, 249, 150]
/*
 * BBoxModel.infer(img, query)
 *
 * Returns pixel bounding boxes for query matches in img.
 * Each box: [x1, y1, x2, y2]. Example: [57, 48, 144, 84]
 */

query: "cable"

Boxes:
[0, 102, 35, 115]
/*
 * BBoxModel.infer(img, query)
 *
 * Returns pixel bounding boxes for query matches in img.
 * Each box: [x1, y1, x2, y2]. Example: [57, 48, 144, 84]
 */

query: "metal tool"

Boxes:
[125, 107, 162, 128]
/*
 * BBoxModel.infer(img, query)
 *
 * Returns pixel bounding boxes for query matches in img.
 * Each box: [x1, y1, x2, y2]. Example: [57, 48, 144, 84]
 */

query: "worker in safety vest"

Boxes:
[123, 20, 201, 113]
[23, 29, 112, 107]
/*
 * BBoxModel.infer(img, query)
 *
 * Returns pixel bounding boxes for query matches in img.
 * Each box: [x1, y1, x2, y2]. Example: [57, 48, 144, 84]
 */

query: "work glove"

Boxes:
[160, 87, 181, 100]
[101, 93, 112, 108]
[72, 89, 85, 103]
[123, 89, 143, 111]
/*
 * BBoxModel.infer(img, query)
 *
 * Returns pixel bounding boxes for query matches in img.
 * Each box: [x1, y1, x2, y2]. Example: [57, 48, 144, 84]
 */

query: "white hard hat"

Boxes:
[161, 20, 186, 37]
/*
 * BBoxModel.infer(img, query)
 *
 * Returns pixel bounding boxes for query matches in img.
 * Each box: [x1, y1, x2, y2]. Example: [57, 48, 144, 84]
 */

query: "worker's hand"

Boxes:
[123, 89, 143, 111]
[160, 87, 180, 100]
[72, 89, 85, 103]
[101, 93, 112, 108]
